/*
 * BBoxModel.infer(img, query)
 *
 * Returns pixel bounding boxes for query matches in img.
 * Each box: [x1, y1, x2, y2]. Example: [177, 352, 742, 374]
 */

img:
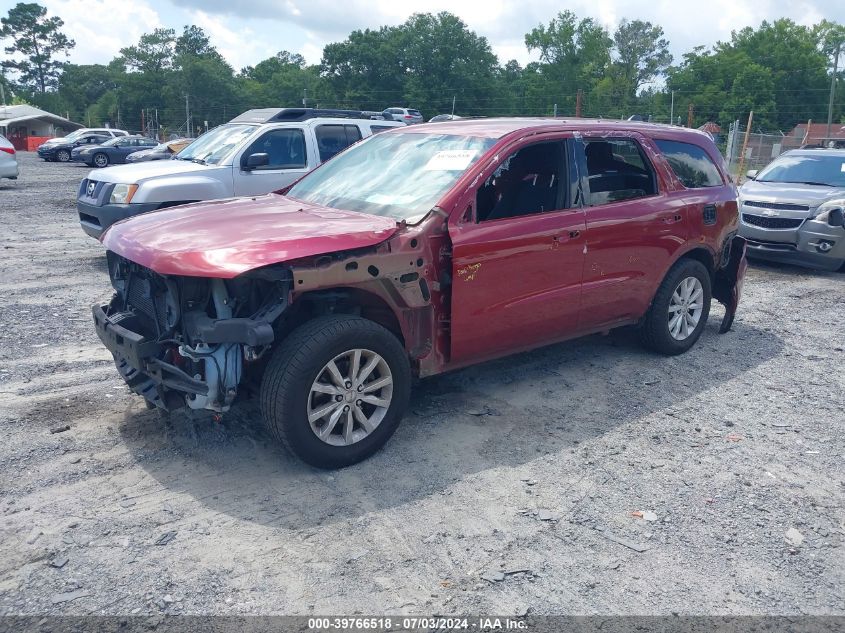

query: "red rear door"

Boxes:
[575, 133, 690, 329]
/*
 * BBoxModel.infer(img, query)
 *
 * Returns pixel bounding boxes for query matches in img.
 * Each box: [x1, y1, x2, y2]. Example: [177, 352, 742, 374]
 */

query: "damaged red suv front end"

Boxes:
[93, 119, 746, 467]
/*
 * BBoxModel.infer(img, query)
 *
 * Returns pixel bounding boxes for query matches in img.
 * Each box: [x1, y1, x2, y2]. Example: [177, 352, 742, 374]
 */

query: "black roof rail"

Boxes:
[229, 108, 372, 124]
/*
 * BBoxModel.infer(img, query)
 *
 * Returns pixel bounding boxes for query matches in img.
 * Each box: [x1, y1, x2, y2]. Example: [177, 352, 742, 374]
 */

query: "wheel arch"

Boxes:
[281, 286, 407, 349]
[642, 245, 717, 320]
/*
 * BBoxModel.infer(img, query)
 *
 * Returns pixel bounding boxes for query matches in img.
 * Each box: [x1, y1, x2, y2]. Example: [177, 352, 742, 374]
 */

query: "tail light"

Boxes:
[404, 115, 413, 119]
[0, 147, 14, 155]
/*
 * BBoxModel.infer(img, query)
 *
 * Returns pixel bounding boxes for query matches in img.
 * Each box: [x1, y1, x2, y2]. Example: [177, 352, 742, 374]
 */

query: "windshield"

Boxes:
[60, 130, 85, 142]
[176, 124, 257, 165]
[756, 153, 845, 187]
[287, 132, 495, 221]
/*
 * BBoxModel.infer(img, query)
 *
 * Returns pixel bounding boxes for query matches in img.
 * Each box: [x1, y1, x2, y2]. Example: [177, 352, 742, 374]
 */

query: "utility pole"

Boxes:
[303, 88, 307, 108]
[451, 95, 456, 116]
[736, 110, 754, 183]
[669, 90, 675, 125]
[575, 89, 583, 117]
[185, 94, 190, 137]
[687, 103, 694, 128]
[0, 83, 5, 106]
[553, 103, 558, 117]
[827, 40, 841, 143]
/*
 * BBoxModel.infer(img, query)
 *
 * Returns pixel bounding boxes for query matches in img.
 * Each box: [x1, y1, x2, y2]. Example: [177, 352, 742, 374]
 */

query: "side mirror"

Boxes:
[829, 207, 845, 228]
[746, 170, 758, 180]
[244, 152, 269, 170]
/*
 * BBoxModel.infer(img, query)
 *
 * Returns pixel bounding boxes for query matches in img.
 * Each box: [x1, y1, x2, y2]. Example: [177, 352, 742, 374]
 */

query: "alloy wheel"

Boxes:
[94, 154, 108, 167]
[307, 348, 393, 446]
[668, 276, 704, 340]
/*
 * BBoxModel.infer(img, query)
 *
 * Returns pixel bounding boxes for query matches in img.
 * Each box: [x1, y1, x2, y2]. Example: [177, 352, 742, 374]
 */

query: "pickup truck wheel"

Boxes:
[56, 149, 70, 162]
[260, 315, 411, 469]
[640, 258, 711, 355]
[93, 153, 109, 168]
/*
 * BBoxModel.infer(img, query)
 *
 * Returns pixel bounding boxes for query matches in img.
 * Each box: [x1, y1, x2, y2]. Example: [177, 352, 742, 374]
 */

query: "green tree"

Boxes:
[612, 20, 672, 99]
[119, 28, 176, 74]
[321, 25, 406, 109]
[0, 2, 75, 94]
[524, 11, 612, 115]
[240, 51, 322, 108]
[399, 12, 499, 117]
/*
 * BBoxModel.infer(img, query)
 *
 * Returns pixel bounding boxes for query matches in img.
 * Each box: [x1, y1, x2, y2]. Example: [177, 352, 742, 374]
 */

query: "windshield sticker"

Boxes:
[365, 193, 421, 205]
[841, 163, 845, 172]
[423, 150, 478, 171]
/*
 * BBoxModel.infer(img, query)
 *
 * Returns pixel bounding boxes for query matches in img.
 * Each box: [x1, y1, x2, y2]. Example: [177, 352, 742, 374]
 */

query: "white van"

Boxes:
[77, 108, 403, 238]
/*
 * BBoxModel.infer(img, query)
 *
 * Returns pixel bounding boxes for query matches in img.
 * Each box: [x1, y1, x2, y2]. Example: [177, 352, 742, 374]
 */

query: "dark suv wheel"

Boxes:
[260, 315, 411, 468]
[640, 258, 712, 355]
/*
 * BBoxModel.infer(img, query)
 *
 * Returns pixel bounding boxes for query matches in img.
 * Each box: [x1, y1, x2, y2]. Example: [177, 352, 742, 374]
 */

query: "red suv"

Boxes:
[93, 119, 747, 468]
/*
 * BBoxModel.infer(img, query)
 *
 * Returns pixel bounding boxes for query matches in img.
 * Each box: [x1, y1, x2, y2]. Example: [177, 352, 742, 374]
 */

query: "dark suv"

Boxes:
[92, 118, 747, 468]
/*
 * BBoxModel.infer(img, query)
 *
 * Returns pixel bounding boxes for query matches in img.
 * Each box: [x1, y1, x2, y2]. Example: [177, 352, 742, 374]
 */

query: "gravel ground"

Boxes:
[0, 152, 843, 617]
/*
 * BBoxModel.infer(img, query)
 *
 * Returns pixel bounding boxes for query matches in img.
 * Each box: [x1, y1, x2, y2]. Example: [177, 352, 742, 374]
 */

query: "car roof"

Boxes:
[397, 117, 714, 142]
[783, 148, 845, 158]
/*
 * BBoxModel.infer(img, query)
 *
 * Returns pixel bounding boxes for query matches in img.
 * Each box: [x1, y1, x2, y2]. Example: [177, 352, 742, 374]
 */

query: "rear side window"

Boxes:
[583, 138, 657, 205]
[315, 124, 362, 162]
[655, 139, 723, 188]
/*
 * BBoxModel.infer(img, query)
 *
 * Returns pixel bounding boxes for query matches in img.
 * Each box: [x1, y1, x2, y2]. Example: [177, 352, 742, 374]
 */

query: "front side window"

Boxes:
[583, 138, 657, 205]
[177, 123, 258, 165]
[315, 124, 362, 162]
[241, 128, 306, 170]
[476, 141, 566, 222]
[288, 132, 495, 222]
[655, 139, 723, 188]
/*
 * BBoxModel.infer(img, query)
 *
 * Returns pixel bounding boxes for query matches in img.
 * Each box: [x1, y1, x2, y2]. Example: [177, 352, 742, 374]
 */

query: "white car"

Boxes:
[38, 127, 129, 153]
[382, 107, 424, 125]
[0, 134, 19, 180]
[77, 108, 403, 239]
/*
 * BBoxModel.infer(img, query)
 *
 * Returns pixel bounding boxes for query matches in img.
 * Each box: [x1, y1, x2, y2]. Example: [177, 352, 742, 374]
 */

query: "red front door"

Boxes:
[448, 137, 586, 365]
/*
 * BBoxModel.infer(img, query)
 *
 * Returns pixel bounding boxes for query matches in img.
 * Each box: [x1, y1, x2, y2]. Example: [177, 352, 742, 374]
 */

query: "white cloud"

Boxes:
[7, 0, 844, 71]
[41, 0, 162, 65]
[187, 10, 277, 71]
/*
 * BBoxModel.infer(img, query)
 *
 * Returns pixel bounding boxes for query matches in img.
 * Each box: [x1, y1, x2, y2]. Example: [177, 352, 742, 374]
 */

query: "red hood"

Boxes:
[101, 194, 399, 278]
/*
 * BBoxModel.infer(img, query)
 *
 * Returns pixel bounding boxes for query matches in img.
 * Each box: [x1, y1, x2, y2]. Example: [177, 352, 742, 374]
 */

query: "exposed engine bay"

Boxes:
[94, 252, 290, 412]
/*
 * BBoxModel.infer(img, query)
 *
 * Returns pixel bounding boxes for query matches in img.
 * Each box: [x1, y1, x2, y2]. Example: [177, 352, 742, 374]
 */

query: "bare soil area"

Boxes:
[1, 152, 843, 617]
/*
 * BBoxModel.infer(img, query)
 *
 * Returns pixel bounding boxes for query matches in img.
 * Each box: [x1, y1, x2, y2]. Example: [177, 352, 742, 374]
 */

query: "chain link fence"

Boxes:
[724, 120, 799, 180]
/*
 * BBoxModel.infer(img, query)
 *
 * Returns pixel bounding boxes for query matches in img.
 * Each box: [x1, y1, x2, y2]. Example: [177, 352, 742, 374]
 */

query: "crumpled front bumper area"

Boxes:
[92, 303, 208, 410]
[740, 217, 845, 271]
[713, 235, 748, 334]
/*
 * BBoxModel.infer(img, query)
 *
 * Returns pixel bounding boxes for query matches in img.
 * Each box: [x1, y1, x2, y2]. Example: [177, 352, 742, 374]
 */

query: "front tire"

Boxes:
[640, 258, 711, 355]
[56, 149, 70, 162]
[93, 153, 109, 168]
[260, 315, 411, 468]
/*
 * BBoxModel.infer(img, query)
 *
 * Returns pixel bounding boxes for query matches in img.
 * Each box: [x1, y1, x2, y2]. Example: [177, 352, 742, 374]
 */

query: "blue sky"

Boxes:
[2, 0, 844, 72]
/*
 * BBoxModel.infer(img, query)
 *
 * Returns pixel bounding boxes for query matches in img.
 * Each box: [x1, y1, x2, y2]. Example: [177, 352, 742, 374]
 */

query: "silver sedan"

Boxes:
[738, 149, 845, 271]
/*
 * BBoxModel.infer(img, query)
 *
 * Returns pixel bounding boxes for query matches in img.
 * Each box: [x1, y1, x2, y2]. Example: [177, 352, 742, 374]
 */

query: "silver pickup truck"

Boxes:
[77, 108, 402, 239]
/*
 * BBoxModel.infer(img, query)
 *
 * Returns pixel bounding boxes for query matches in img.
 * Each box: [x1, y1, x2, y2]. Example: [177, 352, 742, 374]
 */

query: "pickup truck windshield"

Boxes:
[287, 132, 494, 222]
[176, 124, 257, 165]
[756, 154, 845, 187]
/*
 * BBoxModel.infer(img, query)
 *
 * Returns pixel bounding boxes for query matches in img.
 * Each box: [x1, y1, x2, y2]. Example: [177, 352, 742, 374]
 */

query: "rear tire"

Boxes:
[640, 258, 711, 355]
[56, 149, 70, 162]
[260, 315, 411, 469]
